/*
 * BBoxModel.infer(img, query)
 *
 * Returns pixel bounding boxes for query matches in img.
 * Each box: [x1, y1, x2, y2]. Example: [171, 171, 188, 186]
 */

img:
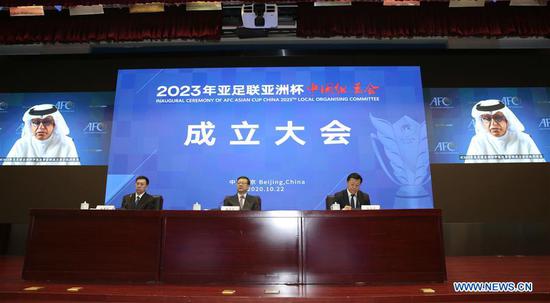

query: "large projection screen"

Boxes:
[106, 66, 433, 210]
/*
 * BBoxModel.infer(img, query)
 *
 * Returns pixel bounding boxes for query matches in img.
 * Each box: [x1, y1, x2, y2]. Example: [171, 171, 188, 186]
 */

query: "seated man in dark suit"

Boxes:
[121, 176, 159, 210]
[223, 176, 261, 210]
[331, 172, 370, 210]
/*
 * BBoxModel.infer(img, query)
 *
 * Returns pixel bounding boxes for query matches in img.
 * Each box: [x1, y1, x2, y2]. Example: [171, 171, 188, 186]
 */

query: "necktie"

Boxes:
[135, 195, 141, 207]
[239, 195, 245, 208]
[351, 194, 356, 209]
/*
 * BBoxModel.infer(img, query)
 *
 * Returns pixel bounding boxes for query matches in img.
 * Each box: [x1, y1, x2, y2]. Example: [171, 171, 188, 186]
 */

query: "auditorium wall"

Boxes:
[1, 49, 549, 255]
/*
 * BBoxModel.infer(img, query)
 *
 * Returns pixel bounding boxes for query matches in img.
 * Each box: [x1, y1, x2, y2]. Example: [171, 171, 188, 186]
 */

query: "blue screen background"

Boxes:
[0, 92, 114, 165]
[425, 87, 550, 163]
[106, 66, 433, 210]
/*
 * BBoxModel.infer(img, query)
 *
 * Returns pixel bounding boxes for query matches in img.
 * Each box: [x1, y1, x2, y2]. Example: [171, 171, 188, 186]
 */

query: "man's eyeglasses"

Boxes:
[480, 114, 506, 124]
[31, 118, 55, 127]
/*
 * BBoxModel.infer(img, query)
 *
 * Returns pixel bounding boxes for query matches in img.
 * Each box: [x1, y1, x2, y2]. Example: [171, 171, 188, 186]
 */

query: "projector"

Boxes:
[241, 4, 278, 29]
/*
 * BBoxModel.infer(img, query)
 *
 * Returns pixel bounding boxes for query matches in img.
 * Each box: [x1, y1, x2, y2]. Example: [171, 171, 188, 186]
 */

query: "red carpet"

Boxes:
[1, 255, 549, 302]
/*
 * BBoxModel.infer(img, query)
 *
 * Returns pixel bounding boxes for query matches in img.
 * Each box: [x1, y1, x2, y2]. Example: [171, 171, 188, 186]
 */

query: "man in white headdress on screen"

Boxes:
[3, 104, 80, 165]
[464, 99, 544, 163]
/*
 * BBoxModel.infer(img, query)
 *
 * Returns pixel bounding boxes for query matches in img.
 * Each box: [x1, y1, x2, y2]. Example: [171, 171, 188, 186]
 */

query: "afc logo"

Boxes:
[539, 117, 550, 129]
[429, 97, 452, 108]
[434, 141, 456, 153]
[0, 101, 7, 111]
[56, 101, 74, 112]
[83, 122, 106, 133]
[501, 97, 521, 107]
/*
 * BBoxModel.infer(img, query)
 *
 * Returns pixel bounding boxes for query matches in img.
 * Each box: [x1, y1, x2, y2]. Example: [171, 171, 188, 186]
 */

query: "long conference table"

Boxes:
[23, 209, 446, 284]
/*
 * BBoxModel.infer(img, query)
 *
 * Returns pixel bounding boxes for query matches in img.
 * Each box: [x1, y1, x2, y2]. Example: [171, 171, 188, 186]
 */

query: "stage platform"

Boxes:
[1, 256, 549, 302]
